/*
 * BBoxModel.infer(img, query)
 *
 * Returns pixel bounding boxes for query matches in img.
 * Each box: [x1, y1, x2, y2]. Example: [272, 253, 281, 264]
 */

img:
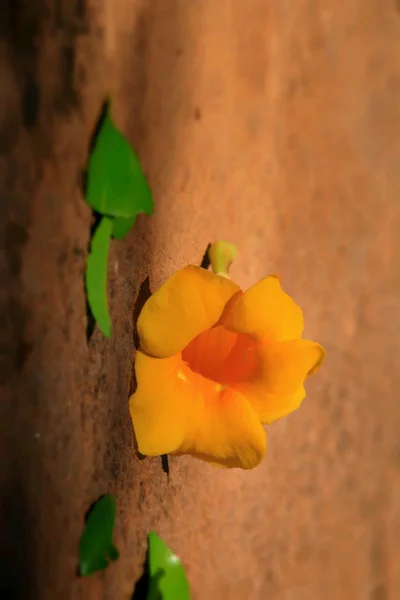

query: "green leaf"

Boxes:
[83, 102, 155, 337]
[147, 532, 190, 600]
[79, 495, 119, 577]
[112, 215, 136, 240]
[86, 105, 154, 220]
[85, 216, 113, 337]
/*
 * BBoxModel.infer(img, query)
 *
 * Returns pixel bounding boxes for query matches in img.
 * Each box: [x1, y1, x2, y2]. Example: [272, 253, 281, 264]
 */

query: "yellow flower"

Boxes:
[129, 261, 325, 470]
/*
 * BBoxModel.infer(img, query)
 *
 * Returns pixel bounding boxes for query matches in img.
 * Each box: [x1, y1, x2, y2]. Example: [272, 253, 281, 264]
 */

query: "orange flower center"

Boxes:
[182, 325, 259, 387]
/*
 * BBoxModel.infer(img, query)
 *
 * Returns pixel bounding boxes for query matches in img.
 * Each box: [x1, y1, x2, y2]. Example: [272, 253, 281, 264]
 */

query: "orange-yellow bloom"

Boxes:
[129, 265, 325, 470]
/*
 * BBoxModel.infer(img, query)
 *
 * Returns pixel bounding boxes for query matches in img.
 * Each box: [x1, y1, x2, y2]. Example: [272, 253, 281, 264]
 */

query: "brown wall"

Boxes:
[1, 1, 400, 599]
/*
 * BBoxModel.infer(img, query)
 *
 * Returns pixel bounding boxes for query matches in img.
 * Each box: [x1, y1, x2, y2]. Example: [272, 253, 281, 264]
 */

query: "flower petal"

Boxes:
[174, 375, 267, 469]
[129, 351, 189, 456]
[252, 339, 325, 395]
[225, 275, 304, 341]
[243, 385, 307, 424]
[137, 265, 241, 357]
[130, 351, 266, 469]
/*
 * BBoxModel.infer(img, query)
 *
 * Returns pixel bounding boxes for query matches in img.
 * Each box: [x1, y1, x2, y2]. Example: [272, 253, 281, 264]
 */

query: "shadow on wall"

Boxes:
[101, 0, 189, 493]
[1, 1, 190, 599]
[91, 2, 191, 597]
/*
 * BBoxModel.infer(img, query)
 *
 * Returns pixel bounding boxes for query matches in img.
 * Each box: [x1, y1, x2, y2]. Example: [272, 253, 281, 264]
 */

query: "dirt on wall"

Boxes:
[1, 1, 400, 599]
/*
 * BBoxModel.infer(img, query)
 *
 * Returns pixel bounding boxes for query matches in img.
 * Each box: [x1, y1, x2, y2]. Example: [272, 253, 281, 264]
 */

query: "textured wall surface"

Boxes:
[1, 1, 400, 599]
